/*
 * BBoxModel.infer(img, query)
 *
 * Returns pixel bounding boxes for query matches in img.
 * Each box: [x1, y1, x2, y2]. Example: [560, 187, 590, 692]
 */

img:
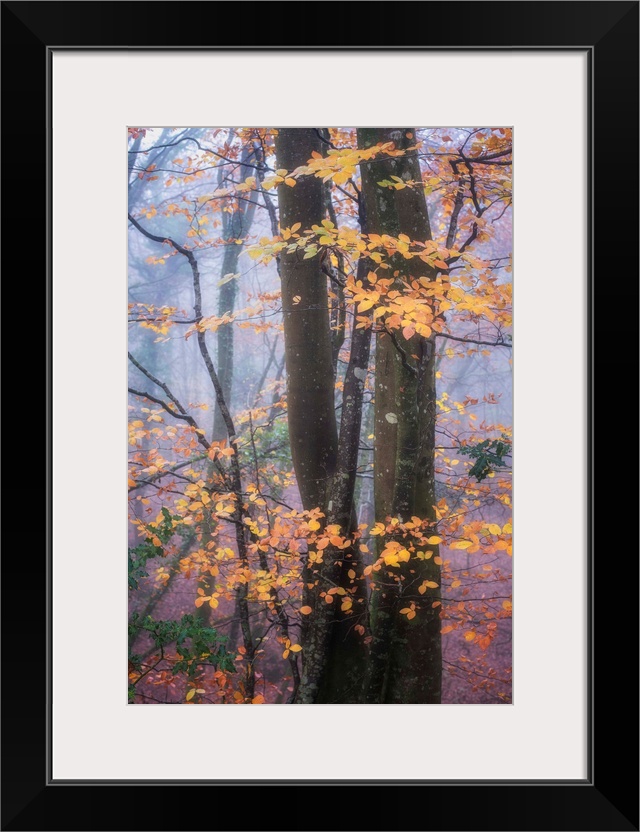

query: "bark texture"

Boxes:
[274, 129, 338, 512]
[275, 129, 368, 702]
[359, 128, 442, 704]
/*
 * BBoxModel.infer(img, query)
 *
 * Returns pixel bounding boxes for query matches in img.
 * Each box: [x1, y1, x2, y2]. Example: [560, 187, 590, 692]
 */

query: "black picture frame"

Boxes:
[2, 2, 638, 830]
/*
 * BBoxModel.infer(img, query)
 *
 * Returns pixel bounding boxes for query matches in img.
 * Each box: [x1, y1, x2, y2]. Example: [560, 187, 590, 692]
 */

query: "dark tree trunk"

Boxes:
[274, 129, 338, 512]
[275, 129, 369, 703]
[358, 128, 442, 704]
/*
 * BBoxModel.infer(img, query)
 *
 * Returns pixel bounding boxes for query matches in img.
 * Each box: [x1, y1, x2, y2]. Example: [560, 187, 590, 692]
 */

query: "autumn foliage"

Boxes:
[128, 127, 512, 704]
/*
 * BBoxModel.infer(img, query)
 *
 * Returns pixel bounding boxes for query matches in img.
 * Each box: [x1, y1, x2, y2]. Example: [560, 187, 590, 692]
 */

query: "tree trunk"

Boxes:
[276, 129, 369, 703]
[309, 254, 372, 703]
[358, 128, 442, 704]
[274, 129, 338, 512]
[212, 143, 260, 440]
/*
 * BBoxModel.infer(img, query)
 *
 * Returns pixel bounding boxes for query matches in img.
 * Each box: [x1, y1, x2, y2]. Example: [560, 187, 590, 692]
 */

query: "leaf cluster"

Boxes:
[458, 435, 511, 481]
[128, 613, 235, 702]
[128, 507, 179, 589]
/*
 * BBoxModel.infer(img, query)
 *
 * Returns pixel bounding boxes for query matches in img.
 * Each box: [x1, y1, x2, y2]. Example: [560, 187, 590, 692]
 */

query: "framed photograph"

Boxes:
[2, 2, 637, 830]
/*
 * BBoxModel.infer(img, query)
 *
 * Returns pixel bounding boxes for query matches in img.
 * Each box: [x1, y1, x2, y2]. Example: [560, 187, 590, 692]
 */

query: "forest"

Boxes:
[127, 126, 513, 705]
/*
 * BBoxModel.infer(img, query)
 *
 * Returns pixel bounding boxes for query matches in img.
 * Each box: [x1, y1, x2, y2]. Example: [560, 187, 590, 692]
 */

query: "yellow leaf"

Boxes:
[348, 569, 356, 580]
[424, 580, 439, 589]
[308, 519, 320, 531]
[186, 689, 196, 701]
[451, 540, 472, 550]
[487, 523, 502, 535]
[289, 644, 302, 652]
[426, 536, 442, 545]
[502, 600, 512, 611]
[284, 178, 296, 187]
[300, 605, 313, 615]
[252, 694, 266, 704]
[464, 631, 476, 642]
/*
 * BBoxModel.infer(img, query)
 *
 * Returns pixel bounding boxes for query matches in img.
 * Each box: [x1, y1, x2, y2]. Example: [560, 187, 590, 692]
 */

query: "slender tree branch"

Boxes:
[382, 326, 418, 377]
[128, 352, 190, 417]
[446, 179, 466, 250]
[128, 134, 268, 172]
[128, 387, 212, 450]
[437, 332, 512, 349]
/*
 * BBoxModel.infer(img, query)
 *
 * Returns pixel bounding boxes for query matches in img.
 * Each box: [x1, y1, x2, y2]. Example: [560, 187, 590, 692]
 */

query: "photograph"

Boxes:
[3, 0, 634, 818]
[127, 126, 513, 706]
